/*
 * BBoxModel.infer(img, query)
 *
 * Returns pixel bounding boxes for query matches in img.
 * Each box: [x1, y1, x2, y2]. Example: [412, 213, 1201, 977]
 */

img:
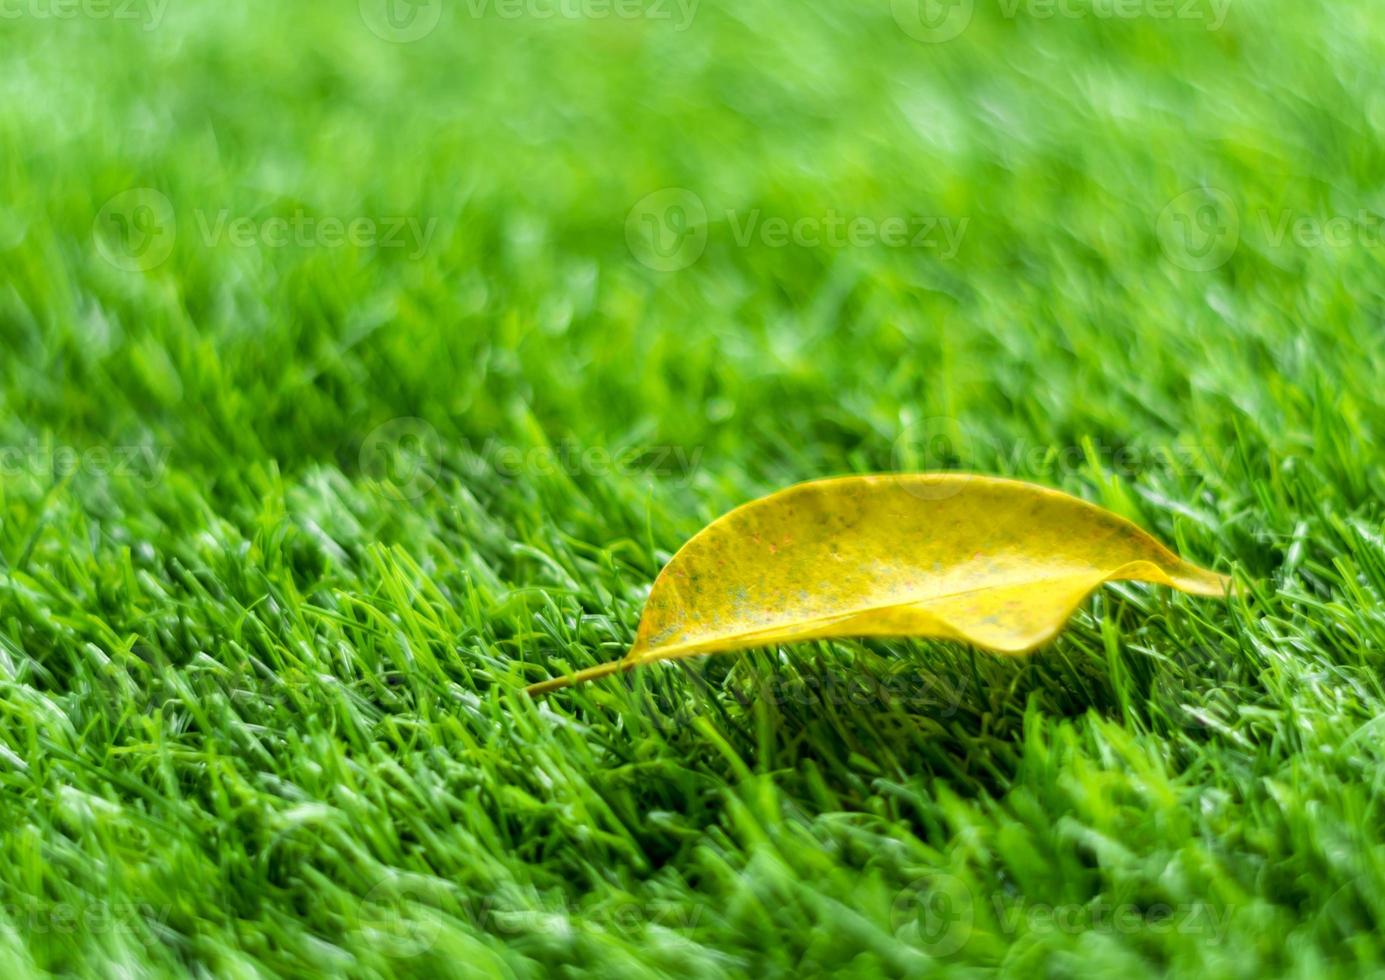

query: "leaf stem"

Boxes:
[524, 659, 633, 697]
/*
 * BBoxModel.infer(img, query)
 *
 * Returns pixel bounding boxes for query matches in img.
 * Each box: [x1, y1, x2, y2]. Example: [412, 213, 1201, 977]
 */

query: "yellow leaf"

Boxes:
[525, 474, 1233, 696]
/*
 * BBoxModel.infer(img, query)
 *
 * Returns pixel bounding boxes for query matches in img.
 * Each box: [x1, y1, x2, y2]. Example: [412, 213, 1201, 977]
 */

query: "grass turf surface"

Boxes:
[3, 0, 1385, 975]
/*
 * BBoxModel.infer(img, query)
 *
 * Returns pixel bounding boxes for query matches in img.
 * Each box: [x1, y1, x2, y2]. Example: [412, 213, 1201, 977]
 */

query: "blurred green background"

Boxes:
[1, 0, 1384, 976]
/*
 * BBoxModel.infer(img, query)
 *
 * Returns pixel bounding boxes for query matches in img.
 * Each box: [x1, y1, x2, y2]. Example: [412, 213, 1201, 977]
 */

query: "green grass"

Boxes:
[2, 0, 1384, 975]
